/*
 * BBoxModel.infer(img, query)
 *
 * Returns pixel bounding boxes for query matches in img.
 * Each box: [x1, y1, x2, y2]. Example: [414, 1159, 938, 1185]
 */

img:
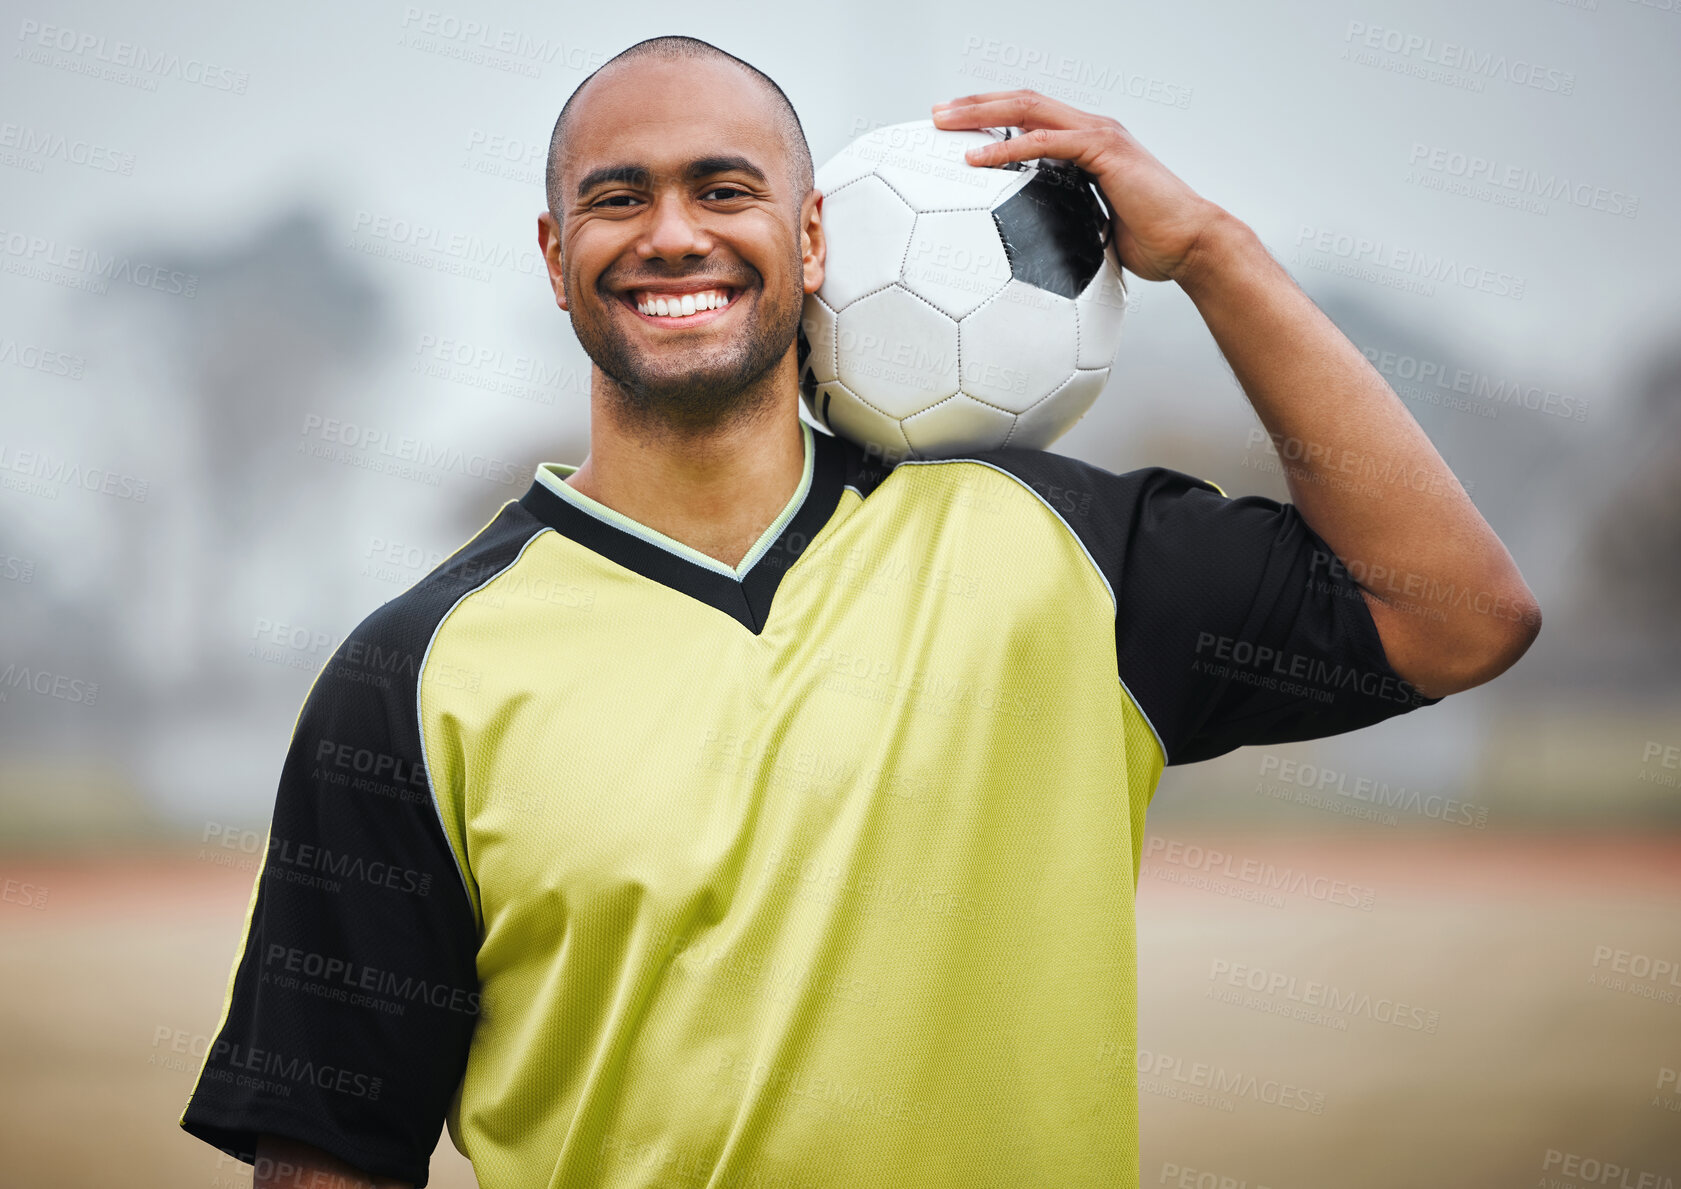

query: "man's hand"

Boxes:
[931, 89, 1223, 285]
[932, 89, 1541, 698]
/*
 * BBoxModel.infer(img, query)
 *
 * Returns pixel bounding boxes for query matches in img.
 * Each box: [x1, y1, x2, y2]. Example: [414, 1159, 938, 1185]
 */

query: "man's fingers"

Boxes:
[931, 90, 1094, 133]
[933, 89, 1037, 109]
[962, 126, 1099, 169]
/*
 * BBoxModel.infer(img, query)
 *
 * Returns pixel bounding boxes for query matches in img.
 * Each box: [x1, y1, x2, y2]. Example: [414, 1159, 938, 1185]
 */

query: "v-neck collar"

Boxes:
[516, 421, 851, 634]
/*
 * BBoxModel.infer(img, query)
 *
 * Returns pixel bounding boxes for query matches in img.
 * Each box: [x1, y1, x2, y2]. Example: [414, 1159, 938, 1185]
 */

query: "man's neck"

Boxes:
[562, 400, 808, 571]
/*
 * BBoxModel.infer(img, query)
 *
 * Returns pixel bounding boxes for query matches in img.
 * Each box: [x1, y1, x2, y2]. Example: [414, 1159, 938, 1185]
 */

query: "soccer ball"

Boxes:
[797, 119, 1130, 462]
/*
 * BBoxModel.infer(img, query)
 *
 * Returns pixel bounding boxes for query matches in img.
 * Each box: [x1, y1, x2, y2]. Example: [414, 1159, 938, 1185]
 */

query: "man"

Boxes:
[179, 34, 1539, 1189]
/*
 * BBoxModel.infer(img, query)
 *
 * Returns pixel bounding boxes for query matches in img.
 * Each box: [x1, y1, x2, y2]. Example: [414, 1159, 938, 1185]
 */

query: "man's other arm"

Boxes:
[254, 1133, 414, 1189]
[1176, 213, 1541, 699]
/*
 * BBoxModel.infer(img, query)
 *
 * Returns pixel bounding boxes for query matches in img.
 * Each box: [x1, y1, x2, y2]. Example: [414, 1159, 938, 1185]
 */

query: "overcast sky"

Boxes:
[5, 0, 1676, 406]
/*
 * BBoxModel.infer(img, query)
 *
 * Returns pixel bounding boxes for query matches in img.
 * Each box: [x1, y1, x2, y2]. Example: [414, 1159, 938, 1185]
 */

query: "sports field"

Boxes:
[1, 831, 1676, 1188]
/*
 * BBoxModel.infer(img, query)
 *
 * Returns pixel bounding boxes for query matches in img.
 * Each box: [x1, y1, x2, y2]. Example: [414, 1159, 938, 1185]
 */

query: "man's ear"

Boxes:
[537, 211, 568, 311]
[801, 190, 826, 296]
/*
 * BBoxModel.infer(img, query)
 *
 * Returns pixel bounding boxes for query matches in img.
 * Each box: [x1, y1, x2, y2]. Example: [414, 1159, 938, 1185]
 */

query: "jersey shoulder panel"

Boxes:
[912, 446, 1440, 765]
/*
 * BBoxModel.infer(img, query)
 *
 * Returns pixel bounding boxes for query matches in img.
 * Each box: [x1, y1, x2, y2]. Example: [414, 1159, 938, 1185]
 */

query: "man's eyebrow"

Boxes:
[575, 155, 770, 201]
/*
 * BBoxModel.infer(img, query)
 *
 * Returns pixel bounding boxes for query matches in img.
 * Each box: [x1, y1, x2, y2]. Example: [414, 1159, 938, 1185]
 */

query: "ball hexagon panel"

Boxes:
[991, 164, 1110, 299]
[1009, 368, 1108, 451]
[835, 287, 960, 420]
[798, 293, 840, 392]
[813, 380, 911, 457]
[1073, 259, 1129, 370]
[815, 175, 916, 310]
[958, 279, 1078, 413]
[901, 210, 1014, 322]
[814, 146, 878, 199]
[901, 393, 1018, 457]
[868, 123, 1027, 213]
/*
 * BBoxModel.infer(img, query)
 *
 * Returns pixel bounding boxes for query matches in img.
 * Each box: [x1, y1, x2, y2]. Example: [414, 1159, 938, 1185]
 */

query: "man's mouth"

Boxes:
[620, 285, 742, 325]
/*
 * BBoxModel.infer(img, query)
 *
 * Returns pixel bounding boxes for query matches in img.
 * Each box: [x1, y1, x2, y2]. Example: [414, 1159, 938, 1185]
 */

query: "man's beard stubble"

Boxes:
[569, 253, 803, 438]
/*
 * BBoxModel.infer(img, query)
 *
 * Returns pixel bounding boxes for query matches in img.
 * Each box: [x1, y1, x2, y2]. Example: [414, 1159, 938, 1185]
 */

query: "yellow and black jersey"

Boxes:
[180, 420, 1437, 1188]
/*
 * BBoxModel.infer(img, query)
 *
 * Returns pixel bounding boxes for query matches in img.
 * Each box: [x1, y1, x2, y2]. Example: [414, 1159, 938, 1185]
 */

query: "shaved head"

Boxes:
[544, 35, 813, 224]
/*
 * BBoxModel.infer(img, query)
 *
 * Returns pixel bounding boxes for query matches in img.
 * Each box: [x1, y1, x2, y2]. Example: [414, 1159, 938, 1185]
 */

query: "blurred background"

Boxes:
[1, 0, 1677, 1185]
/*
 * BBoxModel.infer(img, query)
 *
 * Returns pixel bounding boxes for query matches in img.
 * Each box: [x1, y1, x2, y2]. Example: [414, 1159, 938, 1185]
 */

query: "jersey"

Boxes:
[179, 419, 1439, 1188]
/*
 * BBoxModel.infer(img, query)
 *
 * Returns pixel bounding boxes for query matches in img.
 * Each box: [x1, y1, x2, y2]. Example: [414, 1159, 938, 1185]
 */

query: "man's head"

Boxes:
[537, 36, 823, 437]
[545, 37, 813, 230]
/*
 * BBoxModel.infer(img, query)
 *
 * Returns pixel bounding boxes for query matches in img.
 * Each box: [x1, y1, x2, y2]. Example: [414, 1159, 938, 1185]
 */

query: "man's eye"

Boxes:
[593, 195, 637, 208]
[704, 186, 749, 201]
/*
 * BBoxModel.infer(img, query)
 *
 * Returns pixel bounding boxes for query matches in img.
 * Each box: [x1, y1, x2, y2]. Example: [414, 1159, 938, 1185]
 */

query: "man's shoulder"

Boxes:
[327, 499, 545, 687]
[882, 443, 1227, 526]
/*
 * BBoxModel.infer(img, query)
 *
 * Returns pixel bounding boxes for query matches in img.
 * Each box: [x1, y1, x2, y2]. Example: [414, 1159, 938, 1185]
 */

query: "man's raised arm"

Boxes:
[1172, 213, 1541, 698]
[932, 89, 1540, 700]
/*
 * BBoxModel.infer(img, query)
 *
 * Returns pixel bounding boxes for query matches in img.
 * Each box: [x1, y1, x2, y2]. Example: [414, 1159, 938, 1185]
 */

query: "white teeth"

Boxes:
[635, 289, 732, 318]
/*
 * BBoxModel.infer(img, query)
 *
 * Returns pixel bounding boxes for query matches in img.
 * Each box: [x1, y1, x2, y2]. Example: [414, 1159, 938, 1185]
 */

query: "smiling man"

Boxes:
[179, 34, 1539, 1189]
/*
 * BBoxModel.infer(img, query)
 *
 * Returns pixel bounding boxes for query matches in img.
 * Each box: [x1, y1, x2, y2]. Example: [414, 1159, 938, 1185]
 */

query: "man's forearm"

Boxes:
[254, 1133, 413, 1189]
[1174, 211, 1540, 697]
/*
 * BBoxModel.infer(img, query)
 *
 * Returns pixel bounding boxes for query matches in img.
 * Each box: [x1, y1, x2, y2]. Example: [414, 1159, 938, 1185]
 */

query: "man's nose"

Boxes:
[640, 191, 712, 261]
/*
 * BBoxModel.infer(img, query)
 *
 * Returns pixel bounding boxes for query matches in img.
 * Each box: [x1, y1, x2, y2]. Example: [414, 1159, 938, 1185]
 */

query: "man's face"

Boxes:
[538, 57, 824, 432]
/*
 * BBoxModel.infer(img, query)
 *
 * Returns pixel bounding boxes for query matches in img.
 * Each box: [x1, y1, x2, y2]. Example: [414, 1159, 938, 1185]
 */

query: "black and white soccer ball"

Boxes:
[798, 119, 1130, 462]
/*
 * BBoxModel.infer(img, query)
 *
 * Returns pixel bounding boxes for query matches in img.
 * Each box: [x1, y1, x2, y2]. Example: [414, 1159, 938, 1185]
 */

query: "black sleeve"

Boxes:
[179, 600, 483, 1187]
[966, 448, 1442, 767]
[1103, 466, 1441, 765]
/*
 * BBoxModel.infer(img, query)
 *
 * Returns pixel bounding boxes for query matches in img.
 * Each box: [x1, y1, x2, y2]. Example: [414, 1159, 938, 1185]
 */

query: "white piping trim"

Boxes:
[894, 455, 1170, 764]
[530, 422, 816, 582]
[416, 525, 553, 913]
